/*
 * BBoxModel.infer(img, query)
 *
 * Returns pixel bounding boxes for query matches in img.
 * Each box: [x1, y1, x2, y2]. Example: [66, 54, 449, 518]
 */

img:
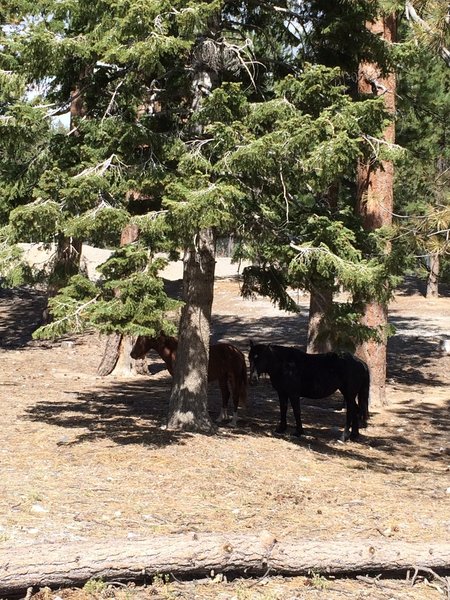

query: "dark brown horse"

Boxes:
[130, 334, 247, 426]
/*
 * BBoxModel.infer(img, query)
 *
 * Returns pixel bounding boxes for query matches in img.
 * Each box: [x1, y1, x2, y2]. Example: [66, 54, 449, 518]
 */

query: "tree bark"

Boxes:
[356, 15, 396, 408]
[307, 285, 334, 353]
[426, 253, 439, 298]
[307, 184, 338, 353]
[167, 228, 216, 432]
[1, 534, 450, 595]
[43, 235, 83, 323]
[97, 332, 122, 375]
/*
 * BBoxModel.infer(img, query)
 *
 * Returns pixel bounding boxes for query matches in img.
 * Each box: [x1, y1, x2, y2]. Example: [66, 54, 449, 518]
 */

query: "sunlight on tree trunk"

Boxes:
[307, 285, 334, 353]
[167, 228, 216, 432]
[426, 252, 439, 298]
[356, 15, 396, 409]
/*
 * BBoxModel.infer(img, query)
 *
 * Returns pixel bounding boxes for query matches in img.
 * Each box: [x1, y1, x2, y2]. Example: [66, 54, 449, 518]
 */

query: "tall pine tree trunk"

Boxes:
[356, 15, 396, 408]
[167, 228, 216, 432]
[166, 40, 220, 431]
[307, 285, 334, 353]
[426, 252, 439, 298]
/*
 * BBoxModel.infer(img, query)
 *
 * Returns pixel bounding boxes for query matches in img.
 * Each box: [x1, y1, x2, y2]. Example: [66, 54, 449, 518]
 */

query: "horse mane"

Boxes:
[157, 334, 178, 351]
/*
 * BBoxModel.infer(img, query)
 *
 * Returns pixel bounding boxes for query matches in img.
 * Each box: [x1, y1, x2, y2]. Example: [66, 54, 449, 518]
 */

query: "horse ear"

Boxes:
[249, 339, 254, 348]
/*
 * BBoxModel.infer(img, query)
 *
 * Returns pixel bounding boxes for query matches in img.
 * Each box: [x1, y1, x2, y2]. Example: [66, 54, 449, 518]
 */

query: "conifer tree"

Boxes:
[395, 39, 450, 297]
[355, 11, 397, 408]
[1, 0, 447, 430]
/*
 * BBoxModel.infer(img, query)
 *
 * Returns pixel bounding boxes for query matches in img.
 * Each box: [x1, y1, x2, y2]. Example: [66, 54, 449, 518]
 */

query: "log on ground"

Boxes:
[1, 533, 450, 595]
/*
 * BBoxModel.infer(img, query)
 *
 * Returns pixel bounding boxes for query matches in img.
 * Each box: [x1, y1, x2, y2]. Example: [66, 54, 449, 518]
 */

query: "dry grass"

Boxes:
[0, 279, 449, 599]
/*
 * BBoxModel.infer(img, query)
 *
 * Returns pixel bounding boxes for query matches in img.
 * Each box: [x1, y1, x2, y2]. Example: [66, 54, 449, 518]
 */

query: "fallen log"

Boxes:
[1, 533, 450, 595]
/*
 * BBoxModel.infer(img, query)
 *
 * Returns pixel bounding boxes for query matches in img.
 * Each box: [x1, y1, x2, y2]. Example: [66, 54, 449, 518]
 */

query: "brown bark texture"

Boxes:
[1, 534, 450, 595]
[307, 285, 334, 353]
[167, 228, 216, 432]
[426, 253, 439, 298]
[356, 15, 396, 408]
[97, 332, 122, 376]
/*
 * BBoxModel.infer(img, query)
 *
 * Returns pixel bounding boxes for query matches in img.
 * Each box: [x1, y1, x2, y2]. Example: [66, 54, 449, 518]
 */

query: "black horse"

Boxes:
[249, 341, 370, 441]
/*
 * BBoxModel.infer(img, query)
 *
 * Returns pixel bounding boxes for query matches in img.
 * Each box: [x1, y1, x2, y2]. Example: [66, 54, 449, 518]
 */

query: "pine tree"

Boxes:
[2, 1, 447, 431]
[395, 42, 450, 297]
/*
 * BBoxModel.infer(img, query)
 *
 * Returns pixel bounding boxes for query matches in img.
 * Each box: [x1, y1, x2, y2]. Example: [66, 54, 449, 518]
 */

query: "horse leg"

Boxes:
[290, 396, 304, 437]
[217, 377, 230, 423]
[275, 392, 289, 434]
[229, 376, 239, 428]
[342, 396, 359, 441]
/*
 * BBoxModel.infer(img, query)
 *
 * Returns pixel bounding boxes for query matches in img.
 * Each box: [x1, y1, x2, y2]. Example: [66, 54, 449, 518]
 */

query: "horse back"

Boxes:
[210, 343, 247, 401]
[269, 347, 345, 398]
[209, 343, 247, 381]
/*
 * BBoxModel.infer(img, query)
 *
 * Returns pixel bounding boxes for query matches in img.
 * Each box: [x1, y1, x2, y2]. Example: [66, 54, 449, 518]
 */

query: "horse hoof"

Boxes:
[292, 430, 304, 438]
[274, 429, 286, 437]
[275, 426, 287, 435]
[341, 431, 359, 442]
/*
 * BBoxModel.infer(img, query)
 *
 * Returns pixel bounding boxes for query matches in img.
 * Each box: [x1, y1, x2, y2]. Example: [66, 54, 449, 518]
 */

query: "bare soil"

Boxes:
[0, 276, 449, 600]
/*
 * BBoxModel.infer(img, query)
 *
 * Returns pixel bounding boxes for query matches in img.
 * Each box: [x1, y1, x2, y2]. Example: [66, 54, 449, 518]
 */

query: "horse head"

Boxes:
[248, 341, 271, 385]
[130, 333, 166, 359]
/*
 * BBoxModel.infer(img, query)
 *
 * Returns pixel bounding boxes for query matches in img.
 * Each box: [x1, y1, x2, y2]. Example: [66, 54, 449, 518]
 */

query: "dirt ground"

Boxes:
[0, 274, 449, 600]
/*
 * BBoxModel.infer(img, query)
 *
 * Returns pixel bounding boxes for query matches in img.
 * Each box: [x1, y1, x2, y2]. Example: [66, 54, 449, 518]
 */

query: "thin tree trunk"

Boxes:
[43, 235, 83, 323]
[97, 223, 142, 376]
[426, 252, 439, 298]
[167, 228, 216, 432]
[307, 184, 338, 353]
[2, 534, 450, 595]
[307, 285, 334, 353]
[356, 15, 396, 408]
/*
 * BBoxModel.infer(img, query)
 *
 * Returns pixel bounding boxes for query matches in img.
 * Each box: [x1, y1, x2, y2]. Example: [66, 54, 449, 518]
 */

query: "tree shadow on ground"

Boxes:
[24, 375, 193, 448]
[242, 379, 450, 474]
[211, 313, 309, 347]
[0, 287, 47, 348]
[387, 319, 446, 386]
[397, 275, 450, 298]
[23, 350, 449, 478]
[6, 284, 448, 477]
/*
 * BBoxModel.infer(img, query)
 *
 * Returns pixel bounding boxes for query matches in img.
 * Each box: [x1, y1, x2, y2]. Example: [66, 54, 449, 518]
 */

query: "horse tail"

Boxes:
[358, 364, 370, 428]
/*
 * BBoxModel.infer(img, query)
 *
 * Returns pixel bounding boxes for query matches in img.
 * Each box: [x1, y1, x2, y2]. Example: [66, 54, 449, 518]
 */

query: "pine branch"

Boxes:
[73, 155, 128, 179]
[405, 1, 450, 66]
[101, 80, 124, 123]
[289, 242, 368, 274]
[362, 134, 404, 154]
[33, 295, 100, 339]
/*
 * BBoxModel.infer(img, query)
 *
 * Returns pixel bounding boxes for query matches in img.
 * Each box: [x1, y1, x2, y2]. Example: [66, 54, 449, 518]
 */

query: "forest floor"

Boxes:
[0, 267, 449, 600]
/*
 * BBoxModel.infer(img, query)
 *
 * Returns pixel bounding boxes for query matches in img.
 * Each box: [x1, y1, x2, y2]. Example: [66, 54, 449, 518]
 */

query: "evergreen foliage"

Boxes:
[395, 32, 450, 284]
[33, 247, 181, 339]
[0, 0, 447, 346]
